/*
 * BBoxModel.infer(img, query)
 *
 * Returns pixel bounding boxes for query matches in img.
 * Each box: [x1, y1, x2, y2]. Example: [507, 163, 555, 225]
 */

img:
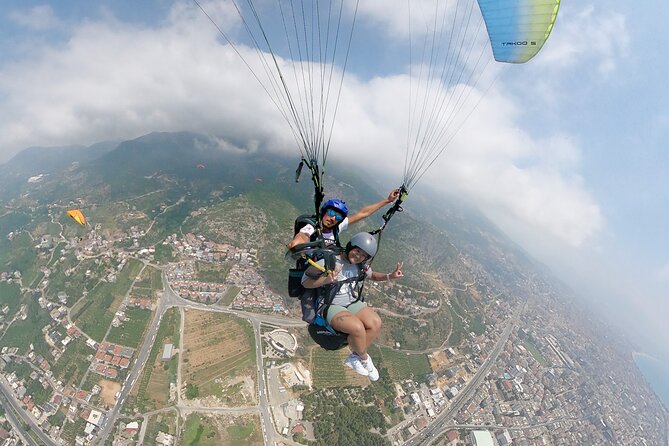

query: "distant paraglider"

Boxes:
[196, 163, 206, 169]
[66, 209, 87, 226]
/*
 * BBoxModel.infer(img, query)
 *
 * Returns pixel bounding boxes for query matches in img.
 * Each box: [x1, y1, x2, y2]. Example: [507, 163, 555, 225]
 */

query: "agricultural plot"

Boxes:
[375, 302, 454, 351]
[3, 231, 43, 287]
[310, 348, 368, 388]
[46, 257, 107, 307]
[0, 298, 52, 357]
[0, 282, 22, 320]
[46, 242, 67, 267]
[453, 290, 487, 335]
[88, 202, 149, 236]
[447, 295, 471, 346]
[51, 338, 92, 388]
[143, 201, 195, 245]
[195, 260, 232, 283]
[130, 265, 162, 299]
[182, 310, 256, 403]
[71, 258, 143, 341]
[99, 379, 121, 407]
[218, 286, 240, 306]
[145, 351, 179, 409]
[376, 346, 432, 381]
[127, 307, 180, 412]
[153, 243, 175, 264]
[182, 413, 262, 446]
[0, 210, 31, 236]
[107, 307, 153, 349]
[144, 411, 178, 444]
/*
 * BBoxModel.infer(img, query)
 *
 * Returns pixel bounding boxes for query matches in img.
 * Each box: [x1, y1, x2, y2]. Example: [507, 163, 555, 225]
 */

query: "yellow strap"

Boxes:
[307, 258, 331, 274]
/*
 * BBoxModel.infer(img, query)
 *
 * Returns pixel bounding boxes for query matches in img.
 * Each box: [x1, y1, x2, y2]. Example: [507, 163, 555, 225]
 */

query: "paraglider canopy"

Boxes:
[66, 209, 87, 226]
[399, 0, 561, 191]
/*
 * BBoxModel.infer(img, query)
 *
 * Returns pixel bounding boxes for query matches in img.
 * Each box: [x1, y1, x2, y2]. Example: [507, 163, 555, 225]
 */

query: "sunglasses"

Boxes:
[325, 208, 344, 222]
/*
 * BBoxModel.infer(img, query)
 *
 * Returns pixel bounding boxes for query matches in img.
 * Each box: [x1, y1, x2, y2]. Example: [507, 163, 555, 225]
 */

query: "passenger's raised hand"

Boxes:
[389, 261, 403, 279]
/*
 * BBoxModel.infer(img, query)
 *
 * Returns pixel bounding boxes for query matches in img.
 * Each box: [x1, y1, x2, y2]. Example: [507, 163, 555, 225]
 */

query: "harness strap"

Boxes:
[316, 269, 368, 323]
[307, 258, 331, 274]
[370, 184, 408, 236]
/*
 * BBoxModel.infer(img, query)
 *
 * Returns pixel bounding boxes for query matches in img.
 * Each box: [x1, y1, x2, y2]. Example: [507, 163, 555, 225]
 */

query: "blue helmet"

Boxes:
[320, 198, 349, 218]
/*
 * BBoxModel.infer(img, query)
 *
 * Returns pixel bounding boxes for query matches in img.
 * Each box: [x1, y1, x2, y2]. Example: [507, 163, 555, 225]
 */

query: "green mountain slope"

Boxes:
[0, 131, 557, 351]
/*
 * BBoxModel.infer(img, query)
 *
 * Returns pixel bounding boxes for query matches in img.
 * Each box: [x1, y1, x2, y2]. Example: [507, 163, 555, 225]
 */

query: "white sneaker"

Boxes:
[361, 356, 380, 381]
[344, 353, 369, 377]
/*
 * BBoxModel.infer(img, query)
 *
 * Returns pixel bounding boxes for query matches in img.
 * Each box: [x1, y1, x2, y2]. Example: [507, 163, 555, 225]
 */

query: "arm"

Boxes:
[287, 223, 316, 249]
[302, 263, 340, 289]
[369, 262, 404, 282]
[287, 232, 309, 249]
[347, 188, 400, 225]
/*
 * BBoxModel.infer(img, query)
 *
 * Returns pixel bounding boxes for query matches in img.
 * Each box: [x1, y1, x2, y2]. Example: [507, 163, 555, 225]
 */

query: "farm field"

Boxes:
[71, 258, 144, 341]
[131, 265, 163, 299]
[376, 346, 432, 381]
[181, 413, 262, 446]
[195, 260, 232, 283]
[45, 256, 99, 307]
[218, 285, 240, 306]
[107, 307, 153, 349]
[144, 411, 178, 445]
[51, 338, 91, 388]
[0, 282, 22, 320]
[126, 307, 180, 412]
[310, 348, 368, 388]
[182, 310, 256, 404]
[1, 298, 52, 357]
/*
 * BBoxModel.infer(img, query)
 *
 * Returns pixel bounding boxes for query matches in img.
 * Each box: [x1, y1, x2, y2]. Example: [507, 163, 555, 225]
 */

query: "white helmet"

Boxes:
[345, 232, 378, 258]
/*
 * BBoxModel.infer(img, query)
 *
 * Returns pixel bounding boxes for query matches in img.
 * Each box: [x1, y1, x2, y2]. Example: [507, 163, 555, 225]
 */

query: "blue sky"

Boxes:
[0, 1, 667, 373]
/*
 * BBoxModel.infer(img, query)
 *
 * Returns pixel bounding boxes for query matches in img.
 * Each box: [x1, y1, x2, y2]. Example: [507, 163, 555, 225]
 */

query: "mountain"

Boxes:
[0, 131, 551, 296]
[0, 131, 561, 356]
[0, 131, 666, 446]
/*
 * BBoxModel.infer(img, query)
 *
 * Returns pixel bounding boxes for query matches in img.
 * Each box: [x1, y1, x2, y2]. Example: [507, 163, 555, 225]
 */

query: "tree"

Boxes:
[185, 383, 199, 399]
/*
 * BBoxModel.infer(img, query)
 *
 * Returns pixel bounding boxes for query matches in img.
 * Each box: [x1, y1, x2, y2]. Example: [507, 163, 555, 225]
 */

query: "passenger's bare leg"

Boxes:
[330, 312, 368, 359]
[355, 307, 382, 350]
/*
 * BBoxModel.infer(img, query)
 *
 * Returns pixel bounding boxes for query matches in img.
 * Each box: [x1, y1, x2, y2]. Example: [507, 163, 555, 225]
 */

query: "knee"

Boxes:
[347, 318, 366, 337]
[366, 313, 382, 332]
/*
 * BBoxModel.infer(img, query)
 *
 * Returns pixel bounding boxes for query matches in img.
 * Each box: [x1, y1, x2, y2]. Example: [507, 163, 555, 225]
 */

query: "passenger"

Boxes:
[301, 232, 404, 381]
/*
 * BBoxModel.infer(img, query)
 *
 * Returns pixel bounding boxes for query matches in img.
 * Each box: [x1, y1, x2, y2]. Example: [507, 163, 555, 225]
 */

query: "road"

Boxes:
[251, 317, 276, 446]
[402, 306, 522, 446]
[0, 377, 58, 446]
[95, 272, 172, 443]
[97, 270, 300, 444]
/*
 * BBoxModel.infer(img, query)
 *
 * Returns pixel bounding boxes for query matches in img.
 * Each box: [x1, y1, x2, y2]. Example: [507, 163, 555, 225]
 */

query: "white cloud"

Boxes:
[9, 5, 60, 31]
[328, 72, 601, 248]
[0, 1, 602, 248]
[0, 2, 288, 160]
[538, 5, 629, 78]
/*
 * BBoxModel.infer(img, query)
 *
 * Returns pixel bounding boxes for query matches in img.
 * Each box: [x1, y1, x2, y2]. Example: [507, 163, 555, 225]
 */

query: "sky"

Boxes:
[0, 1, 667, 374]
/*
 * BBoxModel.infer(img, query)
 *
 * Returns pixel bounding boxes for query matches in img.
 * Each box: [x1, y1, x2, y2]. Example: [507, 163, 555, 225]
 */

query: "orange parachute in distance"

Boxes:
[66, 209, 87, 226]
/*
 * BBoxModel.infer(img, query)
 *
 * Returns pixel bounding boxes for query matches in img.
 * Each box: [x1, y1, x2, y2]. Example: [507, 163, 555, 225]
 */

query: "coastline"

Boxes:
[632, 351, 669, 411]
